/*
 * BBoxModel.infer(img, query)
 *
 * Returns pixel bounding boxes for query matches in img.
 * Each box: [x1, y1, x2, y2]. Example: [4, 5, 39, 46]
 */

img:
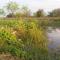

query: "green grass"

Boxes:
[0, 19, 60, 60]
[0, 19, 48, 60]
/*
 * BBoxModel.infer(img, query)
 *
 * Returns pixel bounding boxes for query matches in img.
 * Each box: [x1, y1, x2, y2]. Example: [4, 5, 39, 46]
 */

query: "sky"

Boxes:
[0, 0, 60, 13]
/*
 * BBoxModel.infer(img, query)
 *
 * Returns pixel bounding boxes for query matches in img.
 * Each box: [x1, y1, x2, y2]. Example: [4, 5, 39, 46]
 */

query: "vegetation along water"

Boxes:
[0, 18, 59, 60]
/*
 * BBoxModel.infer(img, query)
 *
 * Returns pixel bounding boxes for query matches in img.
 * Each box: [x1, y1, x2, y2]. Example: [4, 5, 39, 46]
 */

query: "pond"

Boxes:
[47, 27, 60, 49]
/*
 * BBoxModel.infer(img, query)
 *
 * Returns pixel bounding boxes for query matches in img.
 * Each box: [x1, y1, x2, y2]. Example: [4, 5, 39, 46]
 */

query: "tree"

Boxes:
[6, 13, 15, 18]
[0, 9, 5, 15]
[6, 2, 19, 15]
[34, 9, 45, 17]
[21, 6, 31, 17]
[48, 8, 60, 17]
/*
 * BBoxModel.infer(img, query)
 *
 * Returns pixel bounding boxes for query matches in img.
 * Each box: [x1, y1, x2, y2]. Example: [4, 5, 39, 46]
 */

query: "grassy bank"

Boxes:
[0, 19, 48, 60]
[0, 19, 60, 60]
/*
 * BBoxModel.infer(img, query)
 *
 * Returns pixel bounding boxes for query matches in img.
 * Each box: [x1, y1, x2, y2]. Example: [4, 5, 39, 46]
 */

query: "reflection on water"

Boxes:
[47, 27, 60, 48]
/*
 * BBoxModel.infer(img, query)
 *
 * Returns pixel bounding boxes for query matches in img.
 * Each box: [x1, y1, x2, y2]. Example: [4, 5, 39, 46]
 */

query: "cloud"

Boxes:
[0, 0, 60, 13]
[26, 0, 60, 12]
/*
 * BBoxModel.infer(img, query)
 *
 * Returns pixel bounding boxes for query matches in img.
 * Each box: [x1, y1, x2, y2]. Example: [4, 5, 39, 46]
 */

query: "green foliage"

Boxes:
[34, 9, 45, 17]
[6, 2, 19, 14]
[0, 27, 25, 57]
[0, 9, 5, 15]
[21, 6, 31, 17]
[0, 19, 48, 60]
[48, 8, 60, 17]
[0, 19, 60, 60]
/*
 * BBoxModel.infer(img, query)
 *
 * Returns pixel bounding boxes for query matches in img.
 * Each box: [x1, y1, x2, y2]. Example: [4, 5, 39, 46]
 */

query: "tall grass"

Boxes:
[0, 19, 60, 60]
[0, 19, 49, 60]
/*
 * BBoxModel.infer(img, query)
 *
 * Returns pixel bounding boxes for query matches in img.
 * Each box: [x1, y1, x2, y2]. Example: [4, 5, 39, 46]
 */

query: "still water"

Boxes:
[47, 27, 60, 49]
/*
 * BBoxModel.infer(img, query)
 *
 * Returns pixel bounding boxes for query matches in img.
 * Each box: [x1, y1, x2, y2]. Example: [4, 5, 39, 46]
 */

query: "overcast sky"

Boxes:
[0, 0, 60, 13]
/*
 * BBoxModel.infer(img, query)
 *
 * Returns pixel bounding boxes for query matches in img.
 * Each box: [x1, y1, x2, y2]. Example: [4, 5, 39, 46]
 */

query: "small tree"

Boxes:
[6, 2, 19, 15]
[21, 6, 31, 17]
[0, 9, 5, 15]
[48, 8, 60, 17]
[34, 9, 45, 17]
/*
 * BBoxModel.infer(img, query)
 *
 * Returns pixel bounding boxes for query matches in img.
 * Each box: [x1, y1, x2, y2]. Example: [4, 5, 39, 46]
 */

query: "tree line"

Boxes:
[0, 1, 60, 18]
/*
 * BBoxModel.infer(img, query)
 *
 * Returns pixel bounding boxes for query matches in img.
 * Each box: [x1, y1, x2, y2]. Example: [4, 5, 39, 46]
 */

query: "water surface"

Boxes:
[47, 27, 60, 49]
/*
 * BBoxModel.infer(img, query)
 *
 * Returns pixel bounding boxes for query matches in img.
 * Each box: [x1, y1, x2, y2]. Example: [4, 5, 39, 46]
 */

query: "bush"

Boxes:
[13, 20, 48, 60]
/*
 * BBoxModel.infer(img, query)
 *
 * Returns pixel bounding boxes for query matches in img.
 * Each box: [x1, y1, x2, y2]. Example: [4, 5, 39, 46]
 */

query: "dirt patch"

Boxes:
[0, 53, 20, 60]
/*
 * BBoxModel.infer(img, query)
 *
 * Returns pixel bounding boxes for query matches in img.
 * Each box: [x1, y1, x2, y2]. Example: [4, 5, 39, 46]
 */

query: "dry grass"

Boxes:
[0, 53, 20, 60]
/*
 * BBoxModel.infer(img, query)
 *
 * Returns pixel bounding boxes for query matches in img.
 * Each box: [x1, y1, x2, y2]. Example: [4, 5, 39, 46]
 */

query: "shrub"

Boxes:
[13, 20, 48, 60]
